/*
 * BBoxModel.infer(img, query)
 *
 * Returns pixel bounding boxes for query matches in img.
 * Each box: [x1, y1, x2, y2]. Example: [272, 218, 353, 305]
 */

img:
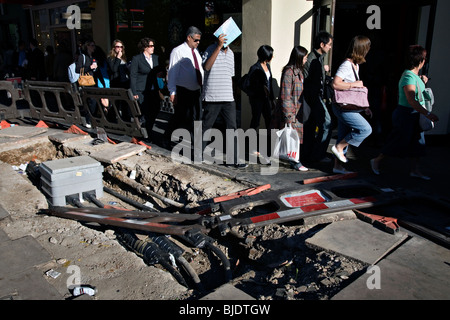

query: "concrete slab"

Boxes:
[0, 235, 52, 277]
[333, 237, 450, 299]
[0, 203, 9, 220]
[48, 132, 90, 144]
[0, 161, 48, 213]
[89, 142, 147, 164]
[0, 228, 9, 242]
[201, 283, 256, 300]
[305, 219, 408, 265]
[0, 268, 63, 300]
[0, 126, 47, 138]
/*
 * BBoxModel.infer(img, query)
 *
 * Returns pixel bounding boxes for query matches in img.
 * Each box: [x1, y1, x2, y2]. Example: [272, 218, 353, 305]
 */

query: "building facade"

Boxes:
[1, 0, 448, 135]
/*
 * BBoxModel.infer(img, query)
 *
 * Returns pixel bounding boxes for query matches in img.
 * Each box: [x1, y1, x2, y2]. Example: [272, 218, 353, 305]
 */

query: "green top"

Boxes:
[398, 70, 425, 108]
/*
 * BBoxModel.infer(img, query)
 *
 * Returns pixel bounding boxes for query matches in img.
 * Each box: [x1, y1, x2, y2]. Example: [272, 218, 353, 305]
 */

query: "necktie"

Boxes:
[192, 48, 202, 86]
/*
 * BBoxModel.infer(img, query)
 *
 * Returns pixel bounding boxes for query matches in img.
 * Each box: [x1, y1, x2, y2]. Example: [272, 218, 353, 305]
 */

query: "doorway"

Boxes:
[50, 27, 76, 55]
[313, 0, 437, 142]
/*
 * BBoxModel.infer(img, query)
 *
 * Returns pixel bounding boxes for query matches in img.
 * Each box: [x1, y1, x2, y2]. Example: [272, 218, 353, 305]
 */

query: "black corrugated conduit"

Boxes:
[148, 232, 203, 290]
[116, 230, 188, 288]
[179, 230, 232, 284]
[82, 192, 202, 290]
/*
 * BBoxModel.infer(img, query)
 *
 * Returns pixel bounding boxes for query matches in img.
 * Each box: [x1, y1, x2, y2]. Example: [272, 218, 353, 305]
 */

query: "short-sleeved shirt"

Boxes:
[201, 44, 235, 102]
[398, 70, 425, 108]
[335, 60, 359, 83]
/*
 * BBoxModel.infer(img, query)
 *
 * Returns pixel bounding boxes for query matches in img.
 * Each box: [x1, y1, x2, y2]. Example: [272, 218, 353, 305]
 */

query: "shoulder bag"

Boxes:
[417, 79, 435, 131]
[78, 54, 96, 87]
[333, 63, 369, 110]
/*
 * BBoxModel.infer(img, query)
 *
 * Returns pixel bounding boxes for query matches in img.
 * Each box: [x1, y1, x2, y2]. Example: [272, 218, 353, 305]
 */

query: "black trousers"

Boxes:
[202, 101, 240, 164]
[164, 86, 202, 142]
[249, 96, 271, 130]
[140, 89, 160, 140]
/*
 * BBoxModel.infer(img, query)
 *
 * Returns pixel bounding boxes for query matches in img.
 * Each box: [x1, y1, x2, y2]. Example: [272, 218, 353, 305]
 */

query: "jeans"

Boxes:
[302, 97, 332, 162]
[332, 104, 372, 148]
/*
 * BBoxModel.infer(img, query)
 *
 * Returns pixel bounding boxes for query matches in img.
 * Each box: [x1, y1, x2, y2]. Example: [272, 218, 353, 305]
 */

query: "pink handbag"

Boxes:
[333, 62, 370, 110]
[334, 87, 370, 109]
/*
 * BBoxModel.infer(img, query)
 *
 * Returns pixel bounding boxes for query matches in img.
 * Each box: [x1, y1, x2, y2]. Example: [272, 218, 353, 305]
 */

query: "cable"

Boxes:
[84, 193, 201, 289]
[103, 186, 156, 212]
[105, 168, 185, 209]
[116, 230, 188, 288]
[149, 233, 203, 290]
[66, 195, 84, 208]
[180, 230, 232, 284]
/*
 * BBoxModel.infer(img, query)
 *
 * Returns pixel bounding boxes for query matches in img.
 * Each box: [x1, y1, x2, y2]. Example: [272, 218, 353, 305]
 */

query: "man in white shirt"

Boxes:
[164, 26, 204, 148]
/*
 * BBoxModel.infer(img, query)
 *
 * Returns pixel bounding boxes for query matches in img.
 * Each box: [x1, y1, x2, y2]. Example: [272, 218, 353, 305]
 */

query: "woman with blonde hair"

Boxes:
[107, 39, 130, 88]
[330, 35, 373, 174]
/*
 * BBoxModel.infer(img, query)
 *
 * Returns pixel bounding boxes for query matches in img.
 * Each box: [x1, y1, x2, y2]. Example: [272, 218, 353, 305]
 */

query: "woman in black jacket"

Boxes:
[107, 39, 130, 89]
[130, 37, 160, 141]
[75, 40, 98, 81]
[247, 45, 275, 131]
[76, 39, 98, 127]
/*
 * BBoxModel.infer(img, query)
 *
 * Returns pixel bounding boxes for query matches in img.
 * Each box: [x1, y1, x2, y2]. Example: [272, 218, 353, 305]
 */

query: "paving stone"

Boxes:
[332, 236, 450, 300]
[305, 219, 408, 265]
[201, 283, 255, 300]
[89, 142, 147, 164]
[0, 235, 52, 277]
[0, 268, 63, 300]
[0, 126, 47, 138]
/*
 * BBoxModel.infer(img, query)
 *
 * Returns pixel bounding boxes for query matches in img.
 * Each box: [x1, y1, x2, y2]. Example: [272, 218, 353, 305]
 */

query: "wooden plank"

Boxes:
[89, 142, 146, 164]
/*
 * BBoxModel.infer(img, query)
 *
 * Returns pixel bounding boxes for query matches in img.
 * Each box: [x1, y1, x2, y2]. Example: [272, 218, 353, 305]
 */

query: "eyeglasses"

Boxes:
[115, 45, 123, 48]
[190, 36, 200, 43]
[148, 45, 155, 48]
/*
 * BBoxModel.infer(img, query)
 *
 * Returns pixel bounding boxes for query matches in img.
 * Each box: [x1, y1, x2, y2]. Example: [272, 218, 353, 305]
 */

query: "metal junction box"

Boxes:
[40, 156, 104, 206]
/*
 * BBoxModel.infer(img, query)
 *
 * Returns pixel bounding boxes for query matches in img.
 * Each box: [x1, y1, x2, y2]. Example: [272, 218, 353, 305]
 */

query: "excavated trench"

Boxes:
[0, 138, 368, 300]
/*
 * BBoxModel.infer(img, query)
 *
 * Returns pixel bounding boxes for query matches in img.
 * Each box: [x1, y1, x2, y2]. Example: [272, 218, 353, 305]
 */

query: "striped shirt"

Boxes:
[201, 44, 235, 102]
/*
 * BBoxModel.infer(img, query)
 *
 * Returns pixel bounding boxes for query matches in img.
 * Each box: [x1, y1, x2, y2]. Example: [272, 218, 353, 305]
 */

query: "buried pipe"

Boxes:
[149, 233, 203, 290]
[103, 186, 156, 212]
[179, 230, 232, 284]
[116, 230, 189, 288]
[82, 192, 203, 290]
[106, 167, 185, 209]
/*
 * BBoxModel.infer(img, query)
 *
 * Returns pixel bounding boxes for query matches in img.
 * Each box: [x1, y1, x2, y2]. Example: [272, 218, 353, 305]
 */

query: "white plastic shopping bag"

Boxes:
[272, 124, 300, 162]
